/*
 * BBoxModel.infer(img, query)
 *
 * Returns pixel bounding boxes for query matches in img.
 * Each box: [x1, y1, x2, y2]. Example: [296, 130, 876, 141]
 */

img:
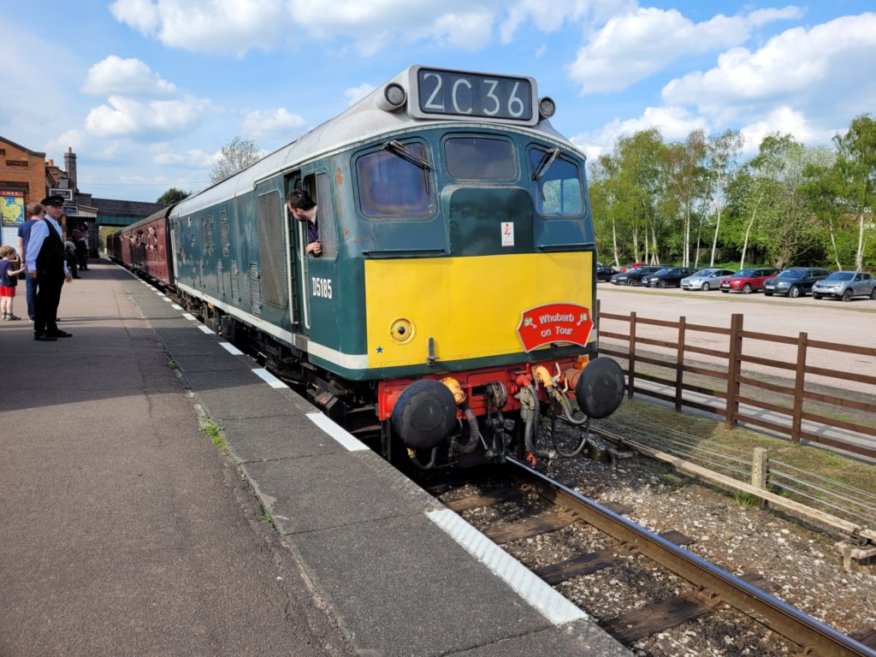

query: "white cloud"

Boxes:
[344, 83, 375, 106]
[737, 106, 824, 155]
[569, 6, 803, 93]
[110, 0, 291, 56]
[571, 106, 710, 160]
[83, 56, 177, 96]
[85, 95, 208, 138]
[107, 0, 613, 57]
[499, 0, 634, 43]
[662, 13, 876, 116]
[242, 108, 307, 140]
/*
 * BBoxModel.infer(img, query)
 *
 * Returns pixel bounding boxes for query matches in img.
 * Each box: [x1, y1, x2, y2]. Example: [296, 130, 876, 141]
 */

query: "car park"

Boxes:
[720, 267, 779, 294]
[811, 271, 876, 301]
[681, 268, 735, 291]
[643, 266, 694, 288]
[610, 265, 663, 285]
[596, 262, 618, 282]
[763, 267, 830, 297]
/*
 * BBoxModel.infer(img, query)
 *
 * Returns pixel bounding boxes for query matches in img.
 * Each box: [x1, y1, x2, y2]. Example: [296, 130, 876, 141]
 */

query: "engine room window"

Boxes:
[529, 147, 584, 217]
[445, 136, 516, 180]
[356, 142, 433, 218]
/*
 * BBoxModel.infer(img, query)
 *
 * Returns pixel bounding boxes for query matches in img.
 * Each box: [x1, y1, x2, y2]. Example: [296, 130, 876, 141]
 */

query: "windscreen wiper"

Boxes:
[385, 140, 431, 170]
[532, 147, 560, 181]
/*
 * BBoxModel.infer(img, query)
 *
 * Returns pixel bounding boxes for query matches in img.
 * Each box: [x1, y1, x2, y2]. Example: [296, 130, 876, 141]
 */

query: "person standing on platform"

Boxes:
[76, 223, 89, 271]
[0, 245, 25, 320]
[16, 202, 44, 321]
[26, 195, 73, 341]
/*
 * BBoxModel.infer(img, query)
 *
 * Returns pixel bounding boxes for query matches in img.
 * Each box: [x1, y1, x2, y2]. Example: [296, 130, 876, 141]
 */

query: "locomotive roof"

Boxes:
[173, 66, 579, 217]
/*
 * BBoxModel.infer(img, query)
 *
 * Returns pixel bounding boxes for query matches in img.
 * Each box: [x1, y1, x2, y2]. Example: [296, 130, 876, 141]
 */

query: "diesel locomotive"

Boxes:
[110, 65, 625, 468]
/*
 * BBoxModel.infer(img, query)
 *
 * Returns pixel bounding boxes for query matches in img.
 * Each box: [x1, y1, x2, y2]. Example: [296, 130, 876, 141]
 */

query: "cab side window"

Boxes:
[528, 146, 584, 217]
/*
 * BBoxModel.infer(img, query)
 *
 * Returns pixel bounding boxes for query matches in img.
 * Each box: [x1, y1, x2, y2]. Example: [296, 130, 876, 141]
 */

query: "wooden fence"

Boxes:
[596, 304, 876, 460]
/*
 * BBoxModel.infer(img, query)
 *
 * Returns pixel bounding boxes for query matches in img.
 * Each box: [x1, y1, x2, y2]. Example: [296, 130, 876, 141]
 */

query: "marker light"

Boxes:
[376, 82, 407, 111]
[538, 96, 556, 119]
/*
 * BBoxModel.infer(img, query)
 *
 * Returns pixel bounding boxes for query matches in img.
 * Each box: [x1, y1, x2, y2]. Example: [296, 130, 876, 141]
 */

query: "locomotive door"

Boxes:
[288, 172, 337, 331]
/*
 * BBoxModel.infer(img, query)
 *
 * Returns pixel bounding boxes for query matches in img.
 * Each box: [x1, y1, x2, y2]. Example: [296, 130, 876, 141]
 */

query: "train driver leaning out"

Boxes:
[286, 189, 321, 257]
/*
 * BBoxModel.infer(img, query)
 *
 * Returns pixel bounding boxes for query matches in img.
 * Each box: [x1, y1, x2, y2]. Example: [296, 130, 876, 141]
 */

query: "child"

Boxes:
[0, 245, 25, 320]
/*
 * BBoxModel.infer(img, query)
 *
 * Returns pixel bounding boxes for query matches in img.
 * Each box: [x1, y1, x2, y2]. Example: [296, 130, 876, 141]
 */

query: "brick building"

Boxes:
[1, 136, 165, 254]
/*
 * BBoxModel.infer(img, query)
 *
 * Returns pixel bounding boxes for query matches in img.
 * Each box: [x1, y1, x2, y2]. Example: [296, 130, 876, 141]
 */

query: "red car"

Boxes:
[720, 267, 779, 294]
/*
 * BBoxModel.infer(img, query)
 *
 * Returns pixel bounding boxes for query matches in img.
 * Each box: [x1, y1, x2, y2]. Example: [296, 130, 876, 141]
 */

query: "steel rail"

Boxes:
[507, 456, 876, 657]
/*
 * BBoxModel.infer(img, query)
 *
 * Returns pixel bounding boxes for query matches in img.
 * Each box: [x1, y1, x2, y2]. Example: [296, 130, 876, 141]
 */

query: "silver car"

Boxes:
[812, 271, 876, 301]
[681, 268, 735, 291]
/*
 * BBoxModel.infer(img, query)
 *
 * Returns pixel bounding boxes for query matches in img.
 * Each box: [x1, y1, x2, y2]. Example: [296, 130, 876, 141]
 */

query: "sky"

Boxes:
[1, 1, 874, 203]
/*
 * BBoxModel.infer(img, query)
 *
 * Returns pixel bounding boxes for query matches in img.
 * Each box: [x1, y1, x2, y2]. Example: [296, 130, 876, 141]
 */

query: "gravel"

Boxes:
[551, 452, 874, 656]
[453, 450, 875, 657]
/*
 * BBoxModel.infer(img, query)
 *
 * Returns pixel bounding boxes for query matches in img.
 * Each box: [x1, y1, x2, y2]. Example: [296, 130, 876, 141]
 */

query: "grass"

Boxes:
[598, 397, 876, 494]
[199, 418, 229, 454]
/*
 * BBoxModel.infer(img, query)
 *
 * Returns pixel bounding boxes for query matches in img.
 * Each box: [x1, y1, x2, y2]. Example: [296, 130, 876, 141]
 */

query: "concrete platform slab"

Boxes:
[292, 512, 551, 657]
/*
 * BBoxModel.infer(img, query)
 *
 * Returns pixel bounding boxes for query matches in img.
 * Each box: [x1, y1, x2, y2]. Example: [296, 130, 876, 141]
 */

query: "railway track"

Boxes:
[433, 458, 876, 657]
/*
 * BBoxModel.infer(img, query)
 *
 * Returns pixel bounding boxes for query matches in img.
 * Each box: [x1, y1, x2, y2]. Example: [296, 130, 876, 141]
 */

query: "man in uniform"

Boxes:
[26, 195, 73, 341]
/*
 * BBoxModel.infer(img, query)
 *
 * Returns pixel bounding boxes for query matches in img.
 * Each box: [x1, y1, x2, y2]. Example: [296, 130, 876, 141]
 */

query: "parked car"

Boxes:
[596, 262, 618, 282]
[681, 268, 735, 291]
[763, 267, 830, 297]
[643, 267, 695, 288]
[720, 268, 779, 294]
[610, 265, 663, 285]
[811, 271, 876, 301]
[619, 261, 645, 272]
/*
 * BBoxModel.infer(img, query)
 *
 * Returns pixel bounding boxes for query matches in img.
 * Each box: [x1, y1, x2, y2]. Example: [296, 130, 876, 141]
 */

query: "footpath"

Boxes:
[0, 263, 352, 657]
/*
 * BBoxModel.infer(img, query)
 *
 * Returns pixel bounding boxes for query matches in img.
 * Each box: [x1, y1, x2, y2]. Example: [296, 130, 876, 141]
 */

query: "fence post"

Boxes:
[628, 312, 637, 399]
[725, 313, 743, 428]
[791, 332, 808, 445]
[751, 447, 769, 509]
[675, 316, 686, 411]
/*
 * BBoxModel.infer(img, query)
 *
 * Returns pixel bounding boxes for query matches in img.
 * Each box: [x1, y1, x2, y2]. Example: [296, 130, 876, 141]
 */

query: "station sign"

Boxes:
[49, 188, 74, 201]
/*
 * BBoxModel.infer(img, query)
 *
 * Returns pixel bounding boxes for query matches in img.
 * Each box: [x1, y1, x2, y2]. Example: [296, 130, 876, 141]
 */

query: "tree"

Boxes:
[210, 136, 261, 184]
[705, 130, 743, 266]
[832, 114, 876, 269]
[157, 187, 189, 204]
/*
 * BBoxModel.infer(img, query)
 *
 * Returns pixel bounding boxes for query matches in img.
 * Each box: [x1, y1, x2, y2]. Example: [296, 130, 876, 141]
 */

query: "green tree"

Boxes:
[210, 136, 261, 184]
[705, 130, 743, 266]
[663, 130, 708, 267]
[157, 187, 189, 204]
[832, 114, 876, 269]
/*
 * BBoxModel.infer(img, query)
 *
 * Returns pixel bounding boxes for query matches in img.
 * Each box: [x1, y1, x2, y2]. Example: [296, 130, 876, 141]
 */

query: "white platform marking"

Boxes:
[306, 412, 368, 452]
[220, 342, 243, 356]
[252, 367, 286, 389]
[426, 508, 587, 626]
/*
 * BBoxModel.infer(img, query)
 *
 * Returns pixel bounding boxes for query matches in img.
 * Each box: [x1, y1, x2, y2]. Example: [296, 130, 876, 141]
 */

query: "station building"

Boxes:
[1, 136, 165, 255]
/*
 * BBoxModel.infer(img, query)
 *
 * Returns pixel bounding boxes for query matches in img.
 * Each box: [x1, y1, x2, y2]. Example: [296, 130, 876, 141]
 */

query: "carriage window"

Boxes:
[528, 147, 584, 217]
[445, 136, 516, 179]
[356, 142, 433, 218]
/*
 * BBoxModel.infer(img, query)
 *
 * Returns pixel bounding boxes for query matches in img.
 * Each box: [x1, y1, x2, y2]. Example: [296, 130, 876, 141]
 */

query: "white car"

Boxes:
[681, 268, 735, 291]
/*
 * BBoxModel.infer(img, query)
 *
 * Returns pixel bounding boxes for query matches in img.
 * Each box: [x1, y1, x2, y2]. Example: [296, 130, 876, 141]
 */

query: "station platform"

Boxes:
[0, 260, 630, 657]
